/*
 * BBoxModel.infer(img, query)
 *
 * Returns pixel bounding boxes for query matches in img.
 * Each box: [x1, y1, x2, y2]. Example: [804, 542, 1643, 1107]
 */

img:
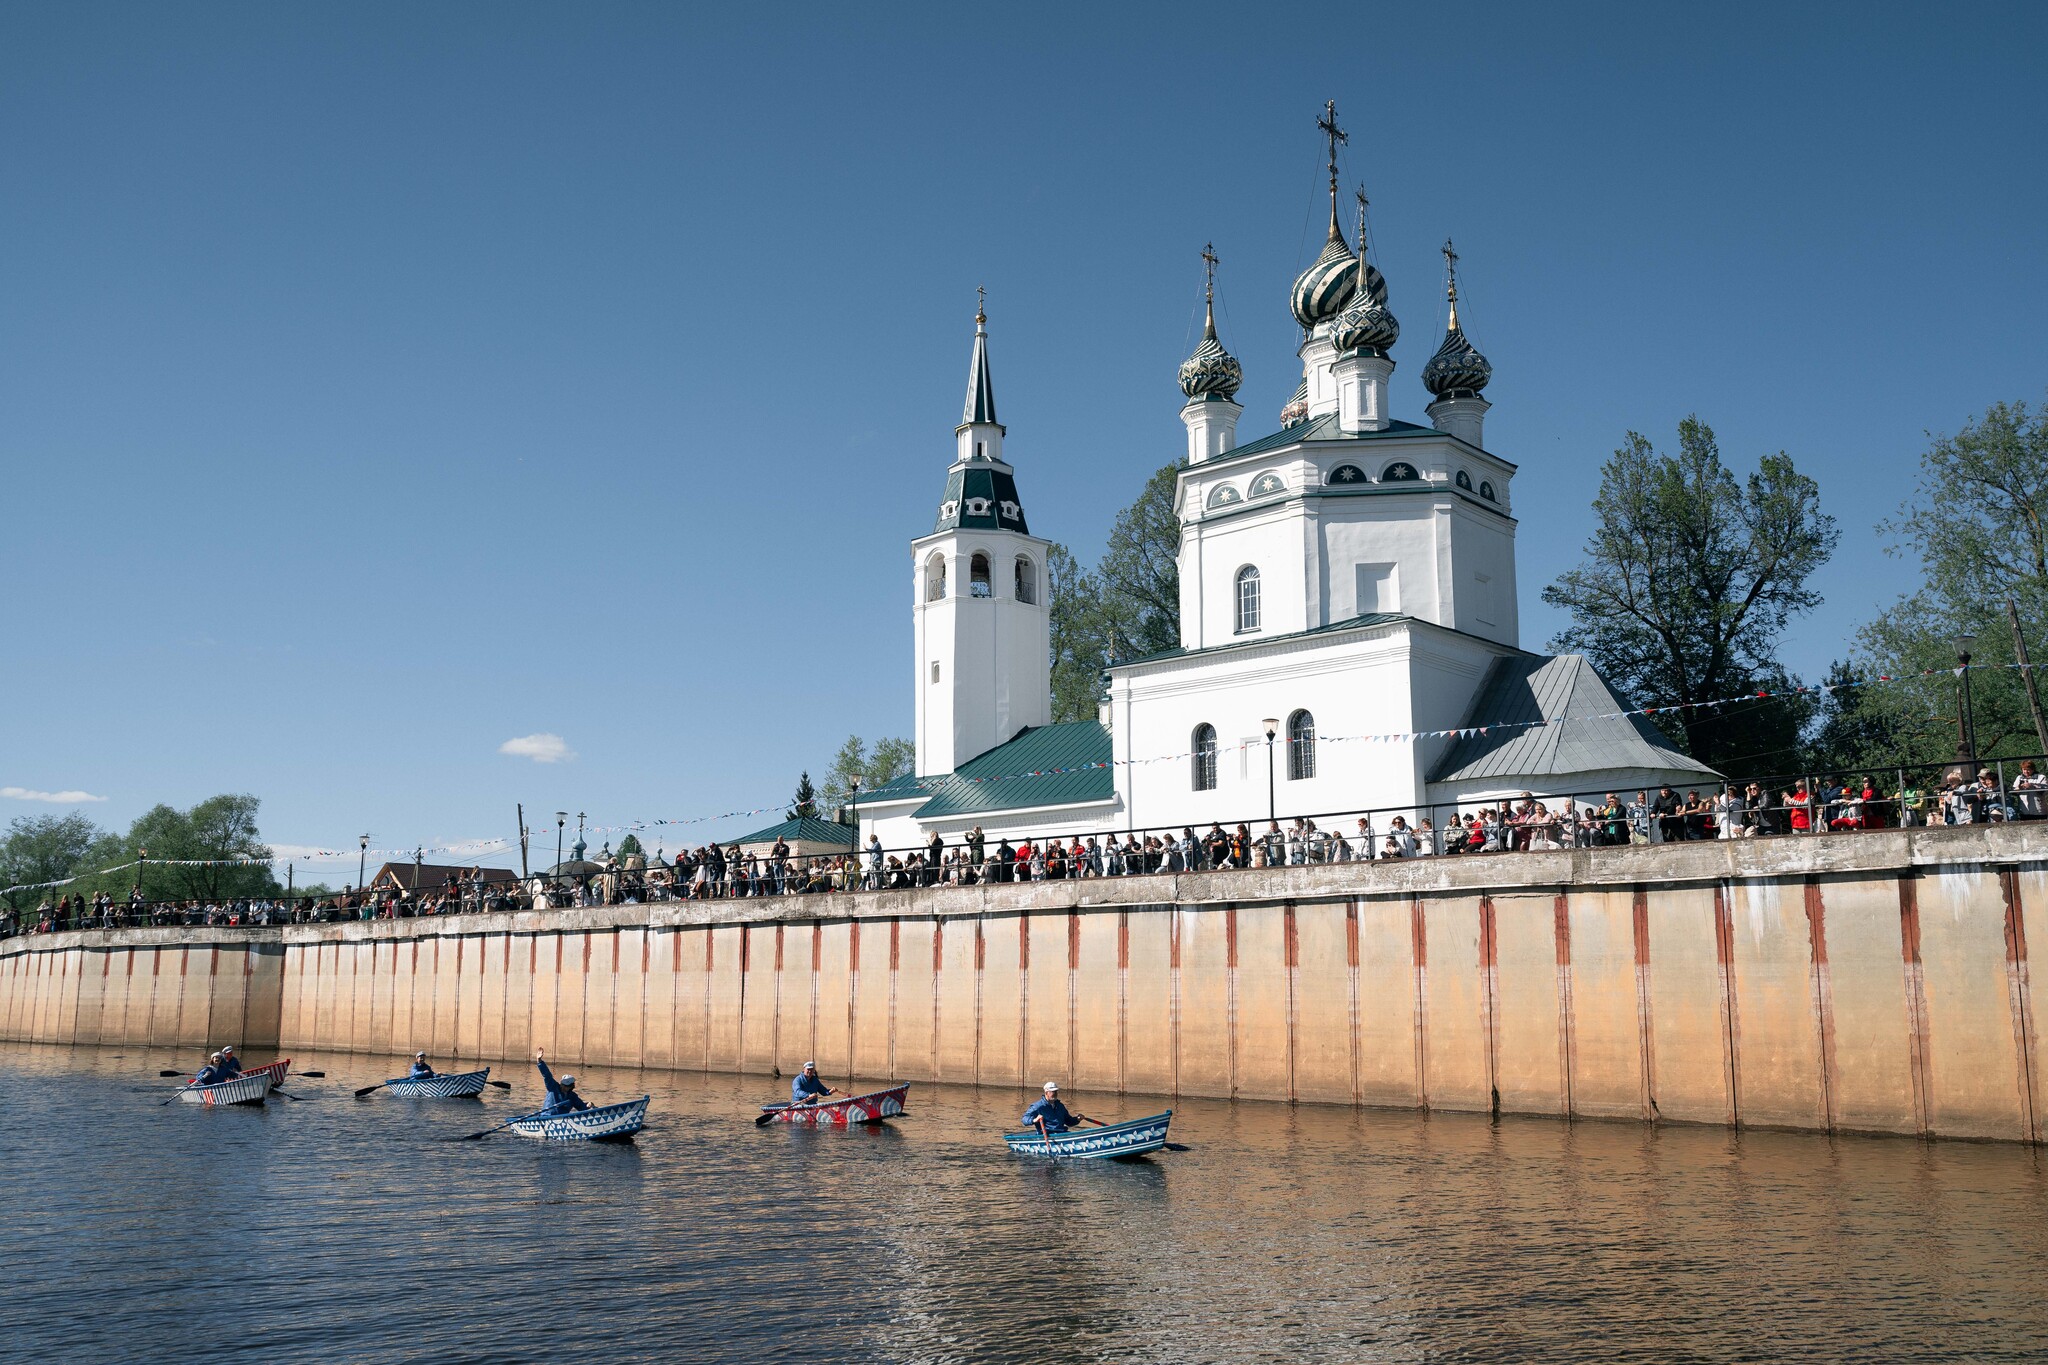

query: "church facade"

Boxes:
[861, 111, 1713, 853]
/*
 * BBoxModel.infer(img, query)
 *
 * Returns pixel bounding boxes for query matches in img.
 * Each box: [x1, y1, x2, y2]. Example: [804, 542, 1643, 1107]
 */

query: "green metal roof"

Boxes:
[1109, 611, 1410, 671]
[911, 721, 1115, 818]
[855, 770, 932, 803]
[930, 461, 1030, 534]
[1224, 413, 1437, 461]
[733, 815, 855, 848]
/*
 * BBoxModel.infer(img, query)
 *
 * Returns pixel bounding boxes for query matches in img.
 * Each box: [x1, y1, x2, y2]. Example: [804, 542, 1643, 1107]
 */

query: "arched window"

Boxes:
[1250, 471, 1286, 498]
[1191, 724, 1218, 791]
[1328, 464, 1367, 485]
[1206, 484, 1242, 509]
[1014, 556, 1036, 605]
[1455, 470, 1473, 491]
[1479, 481, 1497, 502]
[1287, 709, 1317, 780]
[1381, 462, 1420, 482]
[924, 552, 946, 602]
[1235, 565, 1261, 633]
[970, 552, 992, 598]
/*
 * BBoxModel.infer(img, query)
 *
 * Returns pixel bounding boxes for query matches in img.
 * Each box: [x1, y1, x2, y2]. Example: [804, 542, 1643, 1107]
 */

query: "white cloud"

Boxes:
[499, 733, 575, 764]
[2, 786, 108, 804]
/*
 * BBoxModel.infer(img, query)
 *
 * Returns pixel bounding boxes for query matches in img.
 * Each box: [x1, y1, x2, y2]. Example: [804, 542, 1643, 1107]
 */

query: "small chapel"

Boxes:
[860, 106, 1712, 851]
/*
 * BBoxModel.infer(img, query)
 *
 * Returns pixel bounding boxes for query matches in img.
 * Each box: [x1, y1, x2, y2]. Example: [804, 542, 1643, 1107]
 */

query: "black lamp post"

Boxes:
[358, 833, 369, 894]
[555, 812, 567, 878]
[1263, 716, 1281, 824]
[1954, 633, 1980, 775]
[848, 773, 862, 867]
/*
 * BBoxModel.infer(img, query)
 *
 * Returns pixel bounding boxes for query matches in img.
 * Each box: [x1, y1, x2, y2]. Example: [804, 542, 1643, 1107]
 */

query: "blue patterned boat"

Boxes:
[1003, 1110, 1173, 1160]
[507, 1096, 649, 1142]
[384, 1067, 490, 1098]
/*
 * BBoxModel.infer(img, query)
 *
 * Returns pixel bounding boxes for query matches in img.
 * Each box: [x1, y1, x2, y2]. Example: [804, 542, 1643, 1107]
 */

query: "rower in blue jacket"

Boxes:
[790, 1061, 842, 1106]
[1021, 1081, 1098, 1135]
[409, 1052, 437, 1079]
[192, 1052, 229, 1086]
[534, 1048, 589, 1115]
[217, 1046, 243, 1078]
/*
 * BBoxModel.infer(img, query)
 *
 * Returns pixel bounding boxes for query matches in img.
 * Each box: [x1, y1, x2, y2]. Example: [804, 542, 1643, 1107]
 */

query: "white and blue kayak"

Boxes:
[508, 1096, 650, 1142]
[384, 1067, 491, 1098]
[1003, 1110, 1174, 1160]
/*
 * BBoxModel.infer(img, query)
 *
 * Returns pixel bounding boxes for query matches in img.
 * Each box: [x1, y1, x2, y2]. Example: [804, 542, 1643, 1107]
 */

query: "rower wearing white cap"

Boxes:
[791, 1061, 842, 1106]
[217, 1045, 243, 1079]
[408, 1052, 437, 1079]
[1021, 1081, 1099, 1137]
[533, 1048, 589, 1116]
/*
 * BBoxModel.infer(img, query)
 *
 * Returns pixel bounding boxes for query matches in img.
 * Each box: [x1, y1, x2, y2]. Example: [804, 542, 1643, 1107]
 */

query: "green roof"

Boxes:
[1109, 611, 1410, 671]
[850, 724, 1117, 819]
[733, 815, 855, 848]
[1225, 413, 1437, 460]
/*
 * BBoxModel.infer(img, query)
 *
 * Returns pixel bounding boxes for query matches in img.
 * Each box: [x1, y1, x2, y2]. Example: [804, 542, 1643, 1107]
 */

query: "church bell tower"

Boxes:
[911, 296, 1053, 775]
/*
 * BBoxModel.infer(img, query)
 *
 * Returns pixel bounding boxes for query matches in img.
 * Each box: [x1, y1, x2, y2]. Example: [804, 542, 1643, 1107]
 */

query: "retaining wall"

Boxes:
[5, 825, 2044, 1141]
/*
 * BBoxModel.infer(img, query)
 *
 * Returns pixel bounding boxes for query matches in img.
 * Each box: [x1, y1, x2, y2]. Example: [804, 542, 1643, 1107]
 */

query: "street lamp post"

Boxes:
[1263, 717, 1281, 825]
[1954, 633, 1980, 777]
[848, 774, 863, 885]
[358, 834, 369, 894]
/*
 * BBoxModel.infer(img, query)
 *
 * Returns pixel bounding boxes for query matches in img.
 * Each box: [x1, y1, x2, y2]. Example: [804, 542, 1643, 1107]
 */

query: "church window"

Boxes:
[930, 661, 941, 684]
[1250, 471, 1286, 498]
[1287, 710, 1317, 781]
[1014, 556, 1037, 605]
[970, 552, 992, 598]
[1327, 464, 1367, 485]
[1455, 470, 1473, 491]
[1234, 566, 1261, 634]
[1191, 724, 1218, 792]
[1381, 462, 1420, 482]
[976, 440, 986, 459]
[924, 552, 946, 602]
[1206, 484, 1242, 510]
[1479, 480, 1497, 501]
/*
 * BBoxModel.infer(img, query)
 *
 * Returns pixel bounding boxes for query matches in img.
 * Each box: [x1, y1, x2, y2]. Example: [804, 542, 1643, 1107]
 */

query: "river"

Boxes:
[1, 1042, 2042, 1363]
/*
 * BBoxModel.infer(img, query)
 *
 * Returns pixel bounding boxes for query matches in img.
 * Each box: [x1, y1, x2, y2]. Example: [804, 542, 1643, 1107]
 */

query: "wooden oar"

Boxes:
[487, 1079, 512, 1090]
[1035, 1117, 1059, 1158]
[448, 1110, 543, 1141]
[755, 1103, 791, 1127]
[159, 1080, 200, 1105]
[161, 1067, 322, 1078]
[353, 1082, 387, 1099]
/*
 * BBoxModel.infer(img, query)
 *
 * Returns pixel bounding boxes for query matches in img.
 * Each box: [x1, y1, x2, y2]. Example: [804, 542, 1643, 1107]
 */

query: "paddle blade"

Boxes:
[299, 1071, 326, 1079]
[353, 1084, 383, 1099]
[755, 1110, 782, 1126]
[447, 1130, 493, 1141]
[487, 1080, 512, 1090]
[1162, 1142, 1192, 1152]
[159, 1069, 185, 1077]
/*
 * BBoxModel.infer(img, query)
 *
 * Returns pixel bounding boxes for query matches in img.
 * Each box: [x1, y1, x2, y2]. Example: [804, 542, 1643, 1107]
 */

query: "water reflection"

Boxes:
[0, 1041, 2041, 1363]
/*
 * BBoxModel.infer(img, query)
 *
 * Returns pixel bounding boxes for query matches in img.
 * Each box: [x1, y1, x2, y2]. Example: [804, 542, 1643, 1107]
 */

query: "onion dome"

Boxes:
[1421, 240, 1491, 400]
[1179, 313, 1243, 401]
[1332, 272, 1398, 355]
[1279, 379, 1309, 427]
[1290, 224, 1358, 330]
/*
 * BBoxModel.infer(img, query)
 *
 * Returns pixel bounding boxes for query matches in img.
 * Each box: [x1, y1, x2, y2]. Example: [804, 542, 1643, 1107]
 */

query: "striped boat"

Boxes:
[508, 1096, 649, 1142]
[1002, 1110, 1174, 1160]
[759, 1083, 909, 1126]
[384, 1068, 490, 1098]
[177, 1058, 291, 1107]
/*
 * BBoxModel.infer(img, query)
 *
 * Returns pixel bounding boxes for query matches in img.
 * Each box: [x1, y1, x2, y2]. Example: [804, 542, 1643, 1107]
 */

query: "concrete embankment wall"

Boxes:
[5, 826, 2045, 1142]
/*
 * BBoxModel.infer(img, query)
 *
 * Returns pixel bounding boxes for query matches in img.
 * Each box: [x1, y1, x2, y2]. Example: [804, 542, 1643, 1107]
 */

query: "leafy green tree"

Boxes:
[1049, 543, 1107, 723]
[1542, 416, 1837, 771]
[125, 794, 276, 901]
[1048, 461, 1185, 721]
[615, 834, 645, 860]
[820, 735, 914, 811]
[786, 772, 819, 821]
[0, 813, 108, 910]
[1850, 399, 2048, 765]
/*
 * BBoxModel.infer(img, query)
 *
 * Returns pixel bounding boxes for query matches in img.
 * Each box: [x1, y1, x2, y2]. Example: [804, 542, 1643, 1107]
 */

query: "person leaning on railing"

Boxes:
[2015, 761, 2047, 820]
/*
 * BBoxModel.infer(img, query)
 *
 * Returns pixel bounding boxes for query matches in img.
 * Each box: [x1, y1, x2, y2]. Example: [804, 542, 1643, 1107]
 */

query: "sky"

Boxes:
[4, 3, 2044, 876]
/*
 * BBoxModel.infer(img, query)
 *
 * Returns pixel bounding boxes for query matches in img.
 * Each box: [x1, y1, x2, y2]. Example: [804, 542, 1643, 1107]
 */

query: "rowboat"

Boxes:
[507, 1095, 649, 1141]
[1002, 1110, 1174, 1160]
[759, 1083, 909, 1126]
[177, 1058, 291, 1107]
[384, 1067, 491, 1098]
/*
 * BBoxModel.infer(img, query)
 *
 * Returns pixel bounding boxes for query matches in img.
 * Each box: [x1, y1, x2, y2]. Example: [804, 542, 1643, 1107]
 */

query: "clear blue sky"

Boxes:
[4, 3, 2043, 874]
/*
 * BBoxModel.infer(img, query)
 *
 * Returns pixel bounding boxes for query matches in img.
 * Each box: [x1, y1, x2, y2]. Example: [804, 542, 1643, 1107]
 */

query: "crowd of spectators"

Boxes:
[5, 761, 2042, 937]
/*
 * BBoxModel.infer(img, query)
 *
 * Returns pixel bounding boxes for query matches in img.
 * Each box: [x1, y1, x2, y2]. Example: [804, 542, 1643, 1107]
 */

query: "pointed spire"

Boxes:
[1202, 242, 1219, 339]
[1423, 239, 1492, 402]
[1317, 100, 1349, 242]
[1180, 243, 1242, 402]
[962, 287, 997, 431]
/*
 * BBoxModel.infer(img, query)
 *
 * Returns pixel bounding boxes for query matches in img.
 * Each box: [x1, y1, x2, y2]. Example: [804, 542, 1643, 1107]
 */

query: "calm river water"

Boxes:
[2, 1042, 2043, 1363]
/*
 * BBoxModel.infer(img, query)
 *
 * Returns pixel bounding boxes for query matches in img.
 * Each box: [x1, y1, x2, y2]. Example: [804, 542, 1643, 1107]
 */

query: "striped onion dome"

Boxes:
[1422, 308, 1492, 400]
[1331, 270, 1398, 355]
[1289, 224, 1359, 329]
[1178, 303, 1243, 401]
[1279, 378, 1309, 427]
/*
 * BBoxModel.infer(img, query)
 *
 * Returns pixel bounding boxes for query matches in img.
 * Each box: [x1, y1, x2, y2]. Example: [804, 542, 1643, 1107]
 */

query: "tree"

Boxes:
[1850, 399, 2048, 766]
[1542, 416, 1837, 771]
[0, 813, 107, 910]
[1049, 543, 1107, 723]
[125, 794, 276, 901]
[1048, 460, 1186, 722]
[787, 772, 819, 821]
[819, 735, 914, 812]
[615, 834, 645, 860]
[1803, 659, 1912, 775]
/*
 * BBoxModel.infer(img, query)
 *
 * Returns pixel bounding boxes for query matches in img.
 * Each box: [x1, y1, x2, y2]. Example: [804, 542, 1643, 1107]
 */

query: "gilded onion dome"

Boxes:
[1331, 259, 1397, 355]
[1421, 240, 1492, 400]
[1289, 224, 1358, 330]
[1279, 378, 1309, 427]
[1179, 248, 1243, 401]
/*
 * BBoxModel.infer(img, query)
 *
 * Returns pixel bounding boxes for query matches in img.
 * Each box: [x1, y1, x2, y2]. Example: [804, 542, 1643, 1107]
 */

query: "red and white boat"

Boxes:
[760, 1083, 909, 1126]
[176, 1058, 290, 1106]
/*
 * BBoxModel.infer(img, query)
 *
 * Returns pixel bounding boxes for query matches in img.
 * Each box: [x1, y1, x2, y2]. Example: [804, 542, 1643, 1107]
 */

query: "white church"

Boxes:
[857, 108, 1712, 852]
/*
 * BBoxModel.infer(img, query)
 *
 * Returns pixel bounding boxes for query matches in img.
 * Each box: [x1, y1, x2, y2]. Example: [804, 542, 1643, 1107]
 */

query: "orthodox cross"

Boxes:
[1442, 239, 1462, 325]
[976, 284, 986, 323]
[1317, 100, 1348, 207]
[1201, 242, 1218, 304]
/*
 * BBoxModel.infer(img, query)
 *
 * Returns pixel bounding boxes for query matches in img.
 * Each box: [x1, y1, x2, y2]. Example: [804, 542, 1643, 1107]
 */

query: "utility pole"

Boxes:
[517, 803, 529, 879]
[2010, 598, 2048, 757]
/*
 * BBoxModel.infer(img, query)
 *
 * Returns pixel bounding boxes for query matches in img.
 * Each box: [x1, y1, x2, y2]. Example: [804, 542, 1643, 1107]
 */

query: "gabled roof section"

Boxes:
[1224, 413, 1437, 461]
[906, 721, 1115, 819]
[1426, 654, 1719, 784]
[1110, 611, 1409, 671]
[856, 769, 932, 803]
[733, 815, 855, 848]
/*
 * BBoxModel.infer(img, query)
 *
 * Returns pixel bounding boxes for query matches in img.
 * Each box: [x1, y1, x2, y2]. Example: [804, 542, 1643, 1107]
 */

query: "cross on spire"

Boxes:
[1317, 100, 1349, 233]
[1201, 242, 1218, 304]
[975, 284, 986, 325]
[1441, 239, 1461, 325]
[1353, 186, 1371, 284]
